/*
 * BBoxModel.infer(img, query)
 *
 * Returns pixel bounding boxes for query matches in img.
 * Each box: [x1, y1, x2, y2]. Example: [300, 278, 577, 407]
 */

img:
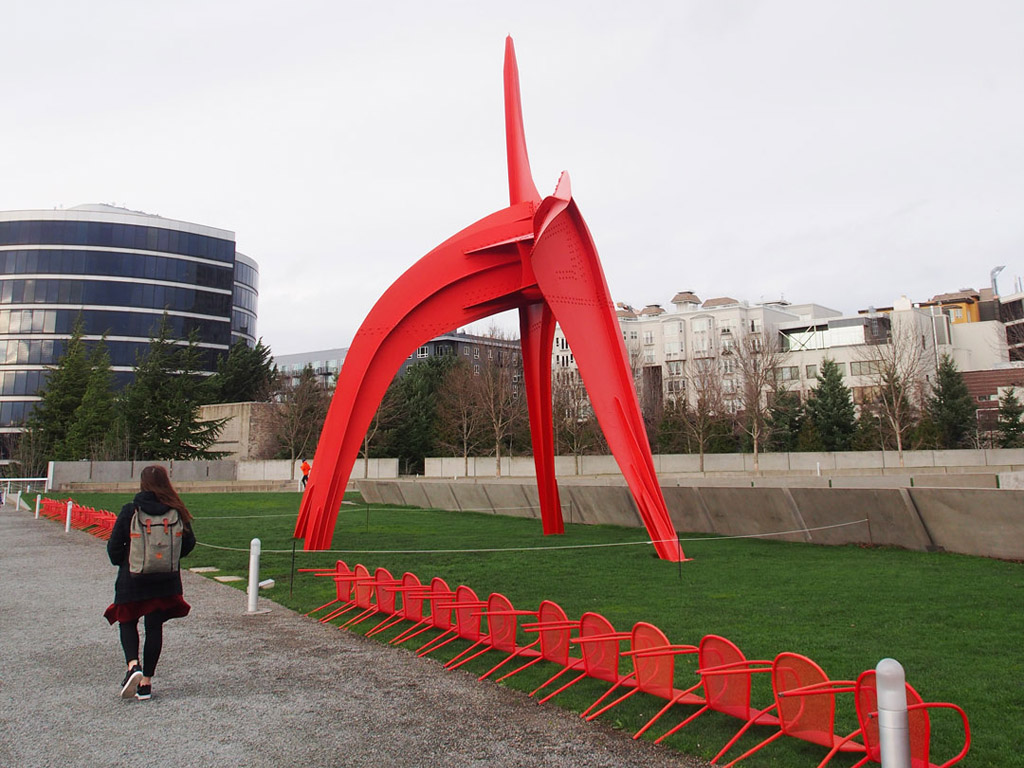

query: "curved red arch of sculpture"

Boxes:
[295, 37, 683, 562]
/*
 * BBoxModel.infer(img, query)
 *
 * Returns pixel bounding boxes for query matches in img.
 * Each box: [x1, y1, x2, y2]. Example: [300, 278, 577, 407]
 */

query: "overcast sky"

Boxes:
[3, 0, 1022, 355]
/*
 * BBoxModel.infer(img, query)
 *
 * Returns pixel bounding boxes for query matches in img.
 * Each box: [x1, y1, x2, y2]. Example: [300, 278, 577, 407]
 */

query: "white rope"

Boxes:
[194, 503, 565, 521]
[193, 518, 869, 556]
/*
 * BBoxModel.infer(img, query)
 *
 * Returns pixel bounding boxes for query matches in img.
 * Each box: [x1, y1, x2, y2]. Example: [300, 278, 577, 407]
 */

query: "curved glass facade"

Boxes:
[0, 205, 259, 430]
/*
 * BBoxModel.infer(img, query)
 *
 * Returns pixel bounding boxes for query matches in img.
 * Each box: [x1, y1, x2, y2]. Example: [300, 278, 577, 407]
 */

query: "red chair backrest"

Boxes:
[855, 670, 930, 767]
[631, 621, 677, 699]
[332, 561, 353, 601]
[399, 572, 424, 621]
[485, 593, 517, 652]
[453, 585, 483, 641]
[700, 634, 753, 720]
[536, 600, 573, 665]
[351, 564, 373, 609]
[579, 612, 620, 684]
[773, 652, 840, 748]
[373, 567, 397, 614]
[428, 577, 453, 630]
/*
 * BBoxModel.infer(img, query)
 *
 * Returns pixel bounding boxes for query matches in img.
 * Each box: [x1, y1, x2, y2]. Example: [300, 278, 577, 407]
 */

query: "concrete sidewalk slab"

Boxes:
[0, 504, 704, 768]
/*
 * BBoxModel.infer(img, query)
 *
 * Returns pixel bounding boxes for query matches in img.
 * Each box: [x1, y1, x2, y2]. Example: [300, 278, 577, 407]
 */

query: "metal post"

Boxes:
[35, 494, 41, 519]
[247, 538, 262, 613]
[876, 658, 911, 768]
[15, 491, 22, 510]
[65, 500, 73, 532]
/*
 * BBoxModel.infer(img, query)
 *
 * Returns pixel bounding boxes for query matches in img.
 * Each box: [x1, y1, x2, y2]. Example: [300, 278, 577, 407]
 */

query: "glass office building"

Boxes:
[0, 204, 259, 431]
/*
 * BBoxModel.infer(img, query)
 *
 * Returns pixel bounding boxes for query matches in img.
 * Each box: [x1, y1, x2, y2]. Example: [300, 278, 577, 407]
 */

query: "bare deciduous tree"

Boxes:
[471, 328, 526, 477]
[857, 320, 929, 467]
[360, 379, 400, 478]
[684, 354, 727, 472]
[436, 360, 485, 476]
[551, 369, 601, 474]
[270, 365, 330, 479]
[732, 331, 789, 472]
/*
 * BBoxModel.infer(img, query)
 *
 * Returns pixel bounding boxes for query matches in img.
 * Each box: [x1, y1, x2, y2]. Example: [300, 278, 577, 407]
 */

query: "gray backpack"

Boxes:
[128, 507, 184, 574]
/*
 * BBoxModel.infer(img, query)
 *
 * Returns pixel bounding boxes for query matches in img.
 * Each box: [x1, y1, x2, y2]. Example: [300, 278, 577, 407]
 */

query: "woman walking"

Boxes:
[104, 465, 195, 700]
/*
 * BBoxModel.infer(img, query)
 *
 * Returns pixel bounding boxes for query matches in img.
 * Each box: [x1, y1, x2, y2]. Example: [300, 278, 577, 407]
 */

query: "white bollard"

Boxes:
[876, 658, 911, 768]
[35, 494, 41, 519]
[247, 538, 262, 613]
[816, 461, 821, 476]
[65, 500, 73, 532]
[15, 491, 22, 510]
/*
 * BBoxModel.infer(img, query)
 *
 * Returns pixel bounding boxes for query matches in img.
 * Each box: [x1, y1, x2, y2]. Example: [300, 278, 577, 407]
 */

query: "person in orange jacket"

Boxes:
[300, 460, 311, 489]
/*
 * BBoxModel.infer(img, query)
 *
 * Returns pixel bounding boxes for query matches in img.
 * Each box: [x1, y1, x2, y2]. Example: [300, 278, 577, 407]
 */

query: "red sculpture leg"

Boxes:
[529, 175, 682, 561]
[518, 302, 562, 535]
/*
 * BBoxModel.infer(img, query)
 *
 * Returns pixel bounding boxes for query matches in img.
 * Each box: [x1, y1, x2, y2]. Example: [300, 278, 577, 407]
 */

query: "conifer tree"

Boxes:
[927, 354, 976, 448]
[997, 387, 1024, 448]
[25, 319, 91, 460]
[207, 339, 276, 403]
[806, 358, 857, 451]
[64, 343, 117, 460]
[118, 318, 225, 460]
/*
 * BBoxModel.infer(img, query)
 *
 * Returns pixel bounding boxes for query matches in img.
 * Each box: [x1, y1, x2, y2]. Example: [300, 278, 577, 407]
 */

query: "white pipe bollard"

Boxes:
[65, 500, 73, 532]
[876, 658, 911, 768]
[34, 494, 41, 519]
[247, 538, 262, 613]
[15, 491, 22, 510]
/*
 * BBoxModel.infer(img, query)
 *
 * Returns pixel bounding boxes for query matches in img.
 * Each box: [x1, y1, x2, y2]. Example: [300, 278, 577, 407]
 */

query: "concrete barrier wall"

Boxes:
[355, 479, 1024, 561]
[420, 449, 1024, 479]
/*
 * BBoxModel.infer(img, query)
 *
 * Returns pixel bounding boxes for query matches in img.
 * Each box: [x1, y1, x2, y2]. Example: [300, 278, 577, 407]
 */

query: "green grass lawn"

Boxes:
[62, 491, 1019, 767]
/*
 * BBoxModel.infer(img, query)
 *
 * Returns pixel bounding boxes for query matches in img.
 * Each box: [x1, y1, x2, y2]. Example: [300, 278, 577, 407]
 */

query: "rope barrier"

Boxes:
[193, 518, 869, 556]
[193, 503, 568, 521]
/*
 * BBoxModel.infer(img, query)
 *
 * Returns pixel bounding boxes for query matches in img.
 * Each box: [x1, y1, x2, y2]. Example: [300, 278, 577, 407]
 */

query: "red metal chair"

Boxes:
[444, 593, 540, 679]
[318, 563, 371, 624]
[654, 635, 780, 752]
[365, 571, 424, 637]
[535, 612, 636, 712]
[814, 669, 970, 768]
[301, 560, 351, 618]
[390, 577, 454, 647]
[584, 622, 705, 738]
[499, 600, 584, 697]
[417, 584, 484, 658]
[716, 652, 866, 767]
[340, 566, 398, 629]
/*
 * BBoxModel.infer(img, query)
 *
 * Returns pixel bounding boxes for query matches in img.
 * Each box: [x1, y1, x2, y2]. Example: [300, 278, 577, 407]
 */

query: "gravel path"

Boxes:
[0, 502, 707, 768]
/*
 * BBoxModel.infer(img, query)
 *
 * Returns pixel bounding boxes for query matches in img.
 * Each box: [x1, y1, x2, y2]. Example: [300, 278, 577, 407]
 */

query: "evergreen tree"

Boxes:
[118, 318, 226, 460]
[207, 339, 276, 404]
[927, 354, 975, 448]
[806, 358, 857, 451]
[381, 356, 454, 475]
[766, 388, 805, 451]
[997, 387, 1024, 448]
[25, 319, 91, 460]
[64, 343, 117, 460]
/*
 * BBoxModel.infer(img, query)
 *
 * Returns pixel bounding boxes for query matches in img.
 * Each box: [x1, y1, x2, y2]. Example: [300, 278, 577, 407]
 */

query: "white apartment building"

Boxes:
[551, 291, 1010, 412]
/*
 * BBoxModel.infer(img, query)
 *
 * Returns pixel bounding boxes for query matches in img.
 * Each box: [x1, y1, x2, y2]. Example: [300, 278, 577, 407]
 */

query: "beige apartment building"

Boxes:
[552, 289, 1013, 412]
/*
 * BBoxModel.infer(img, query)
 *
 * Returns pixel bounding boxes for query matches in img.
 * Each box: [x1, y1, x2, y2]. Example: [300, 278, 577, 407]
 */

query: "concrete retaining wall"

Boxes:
[355, 478, 1024, 561]
[422, 449, 1024, 479]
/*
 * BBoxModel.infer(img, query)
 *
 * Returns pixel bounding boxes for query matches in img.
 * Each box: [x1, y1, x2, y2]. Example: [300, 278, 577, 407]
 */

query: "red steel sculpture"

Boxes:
[295, 37, 683, 561]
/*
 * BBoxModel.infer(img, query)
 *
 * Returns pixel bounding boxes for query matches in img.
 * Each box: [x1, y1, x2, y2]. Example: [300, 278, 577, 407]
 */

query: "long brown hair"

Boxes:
[139, 465, 192, 524]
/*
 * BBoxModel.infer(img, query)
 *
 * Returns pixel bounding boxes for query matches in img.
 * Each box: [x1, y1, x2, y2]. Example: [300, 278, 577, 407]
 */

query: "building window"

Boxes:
[643, 331, 654, 345]
[417, 346, 429, 358]
[850, 360, 882, 376]
[629, 330, 638, 341]
[777, 365, 799, 382]
[805, 364, 817, 380]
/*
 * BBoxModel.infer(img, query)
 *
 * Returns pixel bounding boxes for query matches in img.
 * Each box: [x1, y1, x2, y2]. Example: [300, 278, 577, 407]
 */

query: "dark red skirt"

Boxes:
[103, 595, 191, 625]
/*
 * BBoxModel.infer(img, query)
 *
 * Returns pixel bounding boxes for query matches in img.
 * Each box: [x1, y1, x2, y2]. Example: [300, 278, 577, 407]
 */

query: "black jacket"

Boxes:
[107, 491, 196, 604]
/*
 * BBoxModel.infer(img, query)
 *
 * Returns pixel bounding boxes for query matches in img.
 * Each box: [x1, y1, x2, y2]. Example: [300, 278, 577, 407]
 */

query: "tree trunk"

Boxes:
[494, 440, 502, 477]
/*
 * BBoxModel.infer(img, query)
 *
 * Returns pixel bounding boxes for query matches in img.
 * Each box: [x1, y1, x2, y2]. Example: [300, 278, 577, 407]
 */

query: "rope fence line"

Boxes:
[194, 503, 570, 521]
[193, 518, 870, 556]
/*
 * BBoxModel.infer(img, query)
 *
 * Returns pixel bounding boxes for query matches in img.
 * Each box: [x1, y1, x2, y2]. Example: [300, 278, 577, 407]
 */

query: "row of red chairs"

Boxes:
[301, 560, 970, 767]
[38, 498, 117, 540]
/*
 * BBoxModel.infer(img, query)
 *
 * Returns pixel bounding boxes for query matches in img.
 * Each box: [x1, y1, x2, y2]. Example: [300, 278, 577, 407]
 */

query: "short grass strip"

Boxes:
[65, 491, 1020, 767]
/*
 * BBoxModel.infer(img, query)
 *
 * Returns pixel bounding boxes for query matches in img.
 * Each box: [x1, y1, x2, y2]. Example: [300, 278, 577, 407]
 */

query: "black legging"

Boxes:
[119, 611, 170, 677]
